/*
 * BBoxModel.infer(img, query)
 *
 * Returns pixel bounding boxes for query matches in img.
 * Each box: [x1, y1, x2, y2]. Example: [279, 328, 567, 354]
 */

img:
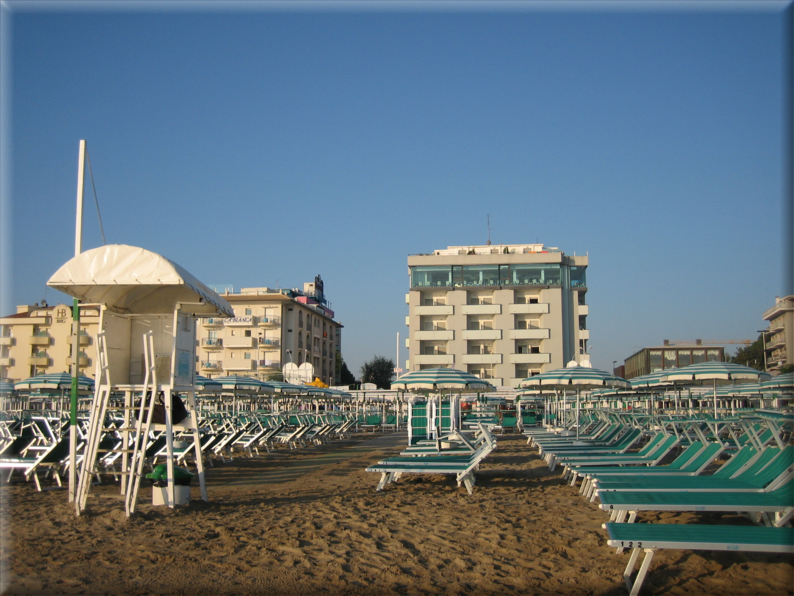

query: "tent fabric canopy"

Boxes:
[47, 244, 233, 316]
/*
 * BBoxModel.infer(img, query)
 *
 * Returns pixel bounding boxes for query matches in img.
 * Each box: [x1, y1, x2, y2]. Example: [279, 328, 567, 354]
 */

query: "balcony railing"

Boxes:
[258, 338, 280, 349]
[203, 318, 225, 327]
[200, 361, 223, 370]
[258, 360, 281, 369]
[28, 336, 51, 346]
[259, 316, 281, 326]
[202, 338, 223, 348]
[0, 337, 14, 346]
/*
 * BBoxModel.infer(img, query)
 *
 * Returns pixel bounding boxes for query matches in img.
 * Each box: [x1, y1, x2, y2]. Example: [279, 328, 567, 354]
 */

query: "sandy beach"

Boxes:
[1, 432, 792, 595]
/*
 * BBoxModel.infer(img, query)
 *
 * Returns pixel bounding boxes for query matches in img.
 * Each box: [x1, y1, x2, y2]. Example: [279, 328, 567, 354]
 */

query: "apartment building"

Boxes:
[762, 295, 793, 374]
[0, 301, 102, 383]
[405, 243, 589, 388]
[196, 276, 343, 385]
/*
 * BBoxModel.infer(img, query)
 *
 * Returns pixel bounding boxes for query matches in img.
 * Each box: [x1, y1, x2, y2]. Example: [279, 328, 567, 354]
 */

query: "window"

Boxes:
[244, 330, 251, 337]
[299, 311, 303, 328]
[244, 353, 251, 360]
[245, 308, 252, 316]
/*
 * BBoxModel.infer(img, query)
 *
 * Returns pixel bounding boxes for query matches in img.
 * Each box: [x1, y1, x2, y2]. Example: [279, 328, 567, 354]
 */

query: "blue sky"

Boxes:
[1, 1, 790, 377]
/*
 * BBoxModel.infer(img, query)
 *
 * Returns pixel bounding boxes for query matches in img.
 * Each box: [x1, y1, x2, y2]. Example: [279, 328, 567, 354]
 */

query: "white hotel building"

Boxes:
[406, 243, 589, 388]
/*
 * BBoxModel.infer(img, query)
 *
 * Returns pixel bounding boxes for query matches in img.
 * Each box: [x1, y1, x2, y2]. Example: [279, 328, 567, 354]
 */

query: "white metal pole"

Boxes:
[68, 140, 86, 503]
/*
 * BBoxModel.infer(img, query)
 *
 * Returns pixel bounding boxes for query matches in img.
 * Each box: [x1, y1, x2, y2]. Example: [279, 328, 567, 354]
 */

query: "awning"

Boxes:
[47, 244, 233, 316]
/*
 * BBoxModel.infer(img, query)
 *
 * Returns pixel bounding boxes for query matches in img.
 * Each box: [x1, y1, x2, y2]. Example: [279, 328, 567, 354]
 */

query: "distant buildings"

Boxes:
[761, 295, 793, 374]
[623, 341, 726, 380]
[195, 276, 343, 386]
[0, 301, 102, 383]
[405, 243, 589, 388]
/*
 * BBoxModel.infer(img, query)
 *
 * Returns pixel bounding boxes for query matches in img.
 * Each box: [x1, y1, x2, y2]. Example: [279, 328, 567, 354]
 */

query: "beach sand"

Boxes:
[1, 432, 792, 595]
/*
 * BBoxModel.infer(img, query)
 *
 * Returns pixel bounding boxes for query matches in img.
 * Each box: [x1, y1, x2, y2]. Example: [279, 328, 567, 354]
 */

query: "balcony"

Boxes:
[461, 329, 501, 340]
[768, 334, 786, 349]
[577, 304, 589, 315]
[258, 338, 280, 350]
[200, 361, 223, 372]
[258, 359, 281, 370]
[201, 338, 223, 349]
[64, 356, 90, 367]
[415, 330, 454, 340]
[461, 304, 500, 315]
[405, 316, 410, 326]
[79, 334, 91, 346]
[509, 328, 550, 340]
[460, 354, 502, 365]
[509, 353, 550, 364]
[28, 336, 51, 347]
[579, 329, 590, 340]
[0, 357, 13, 366]
[508, 303, 549, 314]
[27, 356, 50, 367]
[225, 337, 255, 349]
[415, 305, 454, 315]
[202, 318, 225, 327]
[259, 316, 281, 327]
[413, 354, 454, 365]
[0, 337, 14, 346]
[223, 359, 256, 371]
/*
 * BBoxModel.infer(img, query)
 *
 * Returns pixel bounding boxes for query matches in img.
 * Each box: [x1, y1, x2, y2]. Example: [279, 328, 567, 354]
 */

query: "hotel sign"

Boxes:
[224, 316, 254, 326]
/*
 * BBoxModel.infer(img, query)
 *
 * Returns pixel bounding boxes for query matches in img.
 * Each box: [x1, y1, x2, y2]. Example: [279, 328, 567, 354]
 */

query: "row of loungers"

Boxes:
[526, 414, 794, 595]
[365, 424, 497, 495]
[0, 411, 360, 490]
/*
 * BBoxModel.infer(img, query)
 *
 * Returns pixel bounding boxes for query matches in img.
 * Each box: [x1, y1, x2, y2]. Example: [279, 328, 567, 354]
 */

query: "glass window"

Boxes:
[664, 351, 677, 368]
[649, 350, 662, 368]
[462, 265, 499, 287]
[692, 349, 706, 364]
[707, 349, 720, 361]
[570, 266, 587, 288]
[411, 266, 452, 288]
[245, 308, 252, 316]
[678, 351, 691, 367]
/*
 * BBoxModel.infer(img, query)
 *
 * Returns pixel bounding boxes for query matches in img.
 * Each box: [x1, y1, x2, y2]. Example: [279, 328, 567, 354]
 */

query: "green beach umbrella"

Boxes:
[520, 361, 630, 440]
[761, 372, 794, 391]
[662, 361, 770, 420]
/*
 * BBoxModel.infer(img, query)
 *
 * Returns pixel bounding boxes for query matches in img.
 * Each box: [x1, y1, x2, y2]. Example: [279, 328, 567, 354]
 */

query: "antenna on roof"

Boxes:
[486, 214, 491, 245]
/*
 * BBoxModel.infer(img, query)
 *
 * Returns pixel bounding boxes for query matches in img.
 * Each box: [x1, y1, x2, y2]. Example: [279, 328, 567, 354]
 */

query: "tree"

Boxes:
[778, 363, 794, 375]
[360, 355, 395, 389]
[335, 351, 357, 386]
[731, 335, 765, 371]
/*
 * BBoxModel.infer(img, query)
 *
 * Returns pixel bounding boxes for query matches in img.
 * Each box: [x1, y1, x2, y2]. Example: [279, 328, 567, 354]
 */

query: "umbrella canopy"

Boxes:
[0, 380, 16, 396]
[216, 375, 272, 393]
[262, 381, 306, 394]
[716, 382, 765, 396]
[662, 361, 770, 384]
[662, 361, 770, 419]
[628, 370, 674, 390]
[47, 244, 234, 316]
[195, 375, 223, 392]
[520, 362, 629, 440]
[761, 371, 794, 390]
[391, 367, 495, 393]
[15, 372, 95, 391]
[519, 362, 630, 390]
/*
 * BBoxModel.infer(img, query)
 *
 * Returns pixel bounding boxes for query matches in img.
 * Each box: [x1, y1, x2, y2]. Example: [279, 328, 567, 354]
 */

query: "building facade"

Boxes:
[623, 341, 726, 380]
[0, 302, 103, 383]
[405, 243, 589, 388]
[196, 277, 343, 386]
[762, 295, 793, 374]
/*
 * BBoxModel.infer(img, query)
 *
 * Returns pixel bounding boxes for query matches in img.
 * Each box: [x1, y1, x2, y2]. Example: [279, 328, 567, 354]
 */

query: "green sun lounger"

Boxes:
[603, 522, 794, 596]
[592, 445, 794, 502]
[579, 442, 724, 499]
[599, 480, 794, 527]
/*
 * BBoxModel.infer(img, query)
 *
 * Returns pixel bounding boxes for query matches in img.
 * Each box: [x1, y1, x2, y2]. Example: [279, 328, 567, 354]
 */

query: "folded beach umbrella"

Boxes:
[520, 362, 630, 440]
[662, 361, 770, 420]
[216, 375, 270, 392]
[261, 380, 306, 394]
[0, 380, 16, 396]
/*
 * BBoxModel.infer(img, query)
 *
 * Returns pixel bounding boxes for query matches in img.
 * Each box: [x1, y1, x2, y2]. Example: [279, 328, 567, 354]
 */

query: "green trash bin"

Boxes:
[146, 465, 193, 506]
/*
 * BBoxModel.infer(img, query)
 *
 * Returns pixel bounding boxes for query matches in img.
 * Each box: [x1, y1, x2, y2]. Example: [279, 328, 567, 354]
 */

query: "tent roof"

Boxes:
[47, 244, 233, 316]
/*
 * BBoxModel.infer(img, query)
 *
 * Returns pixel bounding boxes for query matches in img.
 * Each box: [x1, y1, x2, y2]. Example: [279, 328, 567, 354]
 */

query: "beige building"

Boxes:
[405, 243, 589, 388]
[196, 277, 343, 385]
[762, 295, 793, 374]
[623, 341, 726, 380]
[0, 301, 103, 383]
